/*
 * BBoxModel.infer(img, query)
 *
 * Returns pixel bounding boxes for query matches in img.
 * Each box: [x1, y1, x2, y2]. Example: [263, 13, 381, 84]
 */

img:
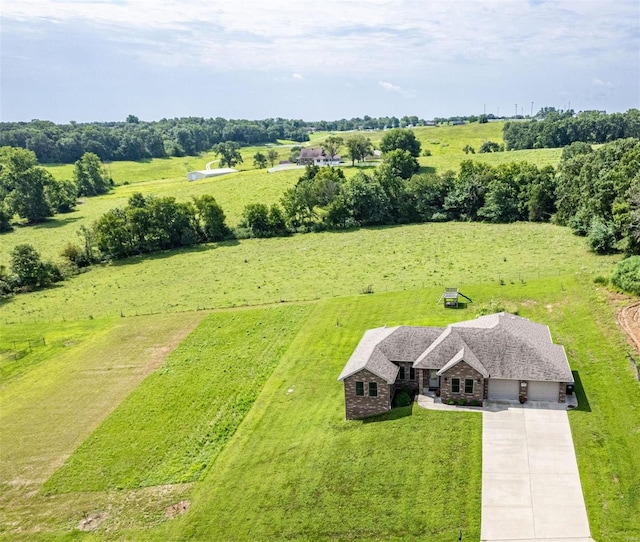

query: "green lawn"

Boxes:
[1, 127, 638, 541]
[164, 292, 485, 541]
[1, 222, 620, 324]
[0, 312, 204, 537]
[1, 260, 639, 540]
[44, 304, 313, 493]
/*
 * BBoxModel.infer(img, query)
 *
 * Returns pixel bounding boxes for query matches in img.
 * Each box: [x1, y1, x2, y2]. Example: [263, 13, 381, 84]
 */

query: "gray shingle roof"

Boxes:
[339, 313, 573, 385]
[436, 346, 489, 378]
[378, 326, 444, 361]
[415, 313, 572, 382]
[337, 326, 443, 383]
[337, 327, 399, 383]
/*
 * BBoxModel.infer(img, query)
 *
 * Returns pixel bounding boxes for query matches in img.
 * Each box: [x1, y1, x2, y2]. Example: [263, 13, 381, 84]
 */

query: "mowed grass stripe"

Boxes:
[0, 312, 203, 488]
[167, 291, 484, 541]
[43, 304, 313, 493]
[2, 222, 619, 323]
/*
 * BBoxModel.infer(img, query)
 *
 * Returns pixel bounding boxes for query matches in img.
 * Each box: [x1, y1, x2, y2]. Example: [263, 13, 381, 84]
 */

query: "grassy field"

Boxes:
[1, 121, 563, 267]
[165, 280, 640, 542]
[44, 304, 313, 493]
[4, 277, 638, 540]
[1, 222, 620, 323]
[2, 125, 638, 541]
[0, 312, 204, 537]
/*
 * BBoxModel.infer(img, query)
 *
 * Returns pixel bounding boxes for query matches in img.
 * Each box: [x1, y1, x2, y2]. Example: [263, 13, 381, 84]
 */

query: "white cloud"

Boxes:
[2, 0, 639, 120]
[4, 0, 638, 76]
[378, 80, 402, 93]
[592, 78, 613, 88]
[378, 80, 414, 99]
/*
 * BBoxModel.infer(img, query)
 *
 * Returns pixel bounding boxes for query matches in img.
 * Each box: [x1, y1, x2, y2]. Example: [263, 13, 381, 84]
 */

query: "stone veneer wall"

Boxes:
[343, 369, 392, 419]
[439, 361, 484, 403]
[558, 382, 566, 403]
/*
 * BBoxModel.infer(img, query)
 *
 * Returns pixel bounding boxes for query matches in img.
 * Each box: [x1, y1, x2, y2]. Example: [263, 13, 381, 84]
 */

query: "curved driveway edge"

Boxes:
[481, 404, 594, 541]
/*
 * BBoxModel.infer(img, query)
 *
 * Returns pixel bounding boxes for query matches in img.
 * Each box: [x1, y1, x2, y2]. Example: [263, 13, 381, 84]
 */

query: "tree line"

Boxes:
[0, 112, 505, 166]
[503, 109, 640, 150]
[237, 132, 640, 257]
[553, 138, 640, 254]
[0, 117, 313, 164]
[3, 129, 638, 300]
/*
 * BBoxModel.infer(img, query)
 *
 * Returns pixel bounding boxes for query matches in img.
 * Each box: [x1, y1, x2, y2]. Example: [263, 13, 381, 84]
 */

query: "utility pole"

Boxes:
[515, 104, 518, 117]
[483, 103, 486, 116]
[530, 101, 534, 117]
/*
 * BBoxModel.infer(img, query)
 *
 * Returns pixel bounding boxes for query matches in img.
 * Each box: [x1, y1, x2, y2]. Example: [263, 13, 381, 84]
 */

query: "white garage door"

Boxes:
[488, 379, 519, 400]
[528, 381, 559, 402]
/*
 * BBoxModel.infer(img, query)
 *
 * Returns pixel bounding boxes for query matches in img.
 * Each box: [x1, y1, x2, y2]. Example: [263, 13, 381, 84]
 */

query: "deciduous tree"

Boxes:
[379, 128, 421, 157]
[267, 149, 279, 167]
[253, 152, 267, 169]
[73, 152, 112, 196]
[213, 141, 243, 168]
[345, 135, 373, 166]
[321, 136, 343, 162]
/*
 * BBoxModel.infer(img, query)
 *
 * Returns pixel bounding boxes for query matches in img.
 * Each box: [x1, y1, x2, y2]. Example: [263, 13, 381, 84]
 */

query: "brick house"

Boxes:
[338, 313, 573, 419]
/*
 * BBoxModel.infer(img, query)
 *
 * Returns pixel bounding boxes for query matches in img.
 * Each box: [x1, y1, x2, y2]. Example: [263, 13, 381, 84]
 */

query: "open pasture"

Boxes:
[43, 304, 313, 493]
[1, 125, 636, 541]
[0, 166, 302, 266]
[1, 222, 619, 324]
[3, 277, 638, 540]
[3, 121, 563, 267]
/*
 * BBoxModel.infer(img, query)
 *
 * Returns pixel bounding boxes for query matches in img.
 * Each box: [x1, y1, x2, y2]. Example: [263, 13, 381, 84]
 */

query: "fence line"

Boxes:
[2, 337, 46, 361]
[2, 270, 584, 326]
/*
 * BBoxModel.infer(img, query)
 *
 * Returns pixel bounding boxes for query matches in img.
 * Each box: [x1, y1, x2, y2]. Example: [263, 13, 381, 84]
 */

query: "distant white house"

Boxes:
[297, 148, 341, 166]
[187, 168, 238, 181]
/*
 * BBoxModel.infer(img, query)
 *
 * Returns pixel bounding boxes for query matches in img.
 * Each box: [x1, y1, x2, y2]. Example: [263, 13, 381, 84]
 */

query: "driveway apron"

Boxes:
[481, 405, 594, 541]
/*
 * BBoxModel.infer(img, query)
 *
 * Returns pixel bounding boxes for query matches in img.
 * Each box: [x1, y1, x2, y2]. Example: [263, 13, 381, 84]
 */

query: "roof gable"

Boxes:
[337, 327, 399, 383]
[436, 346, 489, 378]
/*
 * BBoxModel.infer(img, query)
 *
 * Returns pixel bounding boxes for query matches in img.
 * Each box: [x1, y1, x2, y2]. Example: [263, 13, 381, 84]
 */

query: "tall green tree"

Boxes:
[10, 244, 61, 290]
[267, 149, 279, 167]
[379, 128, 421, 157]
[213, 141, 243, 168]
[381, 149, 419, 180]
[253, 152, 267, 169]
[0, 146, 54, 223]
[45, 178, 78, 213]
[193, 195, 228, 241]
[321, 136, 344, 162]
[73, 152, 112, 197]
[345, 135, 373, 166]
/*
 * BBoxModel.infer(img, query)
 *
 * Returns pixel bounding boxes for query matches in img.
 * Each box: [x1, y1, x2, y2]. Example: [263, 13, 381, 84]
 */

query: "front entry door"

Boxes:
[429, 370, 439, 389]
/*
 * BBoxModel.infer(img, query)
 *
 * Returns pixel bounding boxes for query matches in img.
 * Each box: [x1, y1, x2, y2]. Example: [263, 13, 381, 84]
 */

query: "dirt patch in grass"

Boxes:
[78, 512, 107, 531]
[617, 300, 640, 352]
[165, 500, 190, 518]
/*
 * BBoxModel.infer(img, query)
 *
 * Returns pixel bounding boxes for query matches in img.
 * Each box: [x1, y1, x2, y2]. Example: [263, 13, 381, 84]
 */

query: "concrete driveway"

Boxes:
[481, 404, 594, 541]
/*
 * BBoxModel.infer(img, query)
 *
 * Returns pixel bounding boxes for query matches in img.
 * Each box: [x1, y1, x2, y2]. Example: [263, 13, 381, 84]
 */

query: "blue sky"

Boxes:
[1, 0, 638, 123]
